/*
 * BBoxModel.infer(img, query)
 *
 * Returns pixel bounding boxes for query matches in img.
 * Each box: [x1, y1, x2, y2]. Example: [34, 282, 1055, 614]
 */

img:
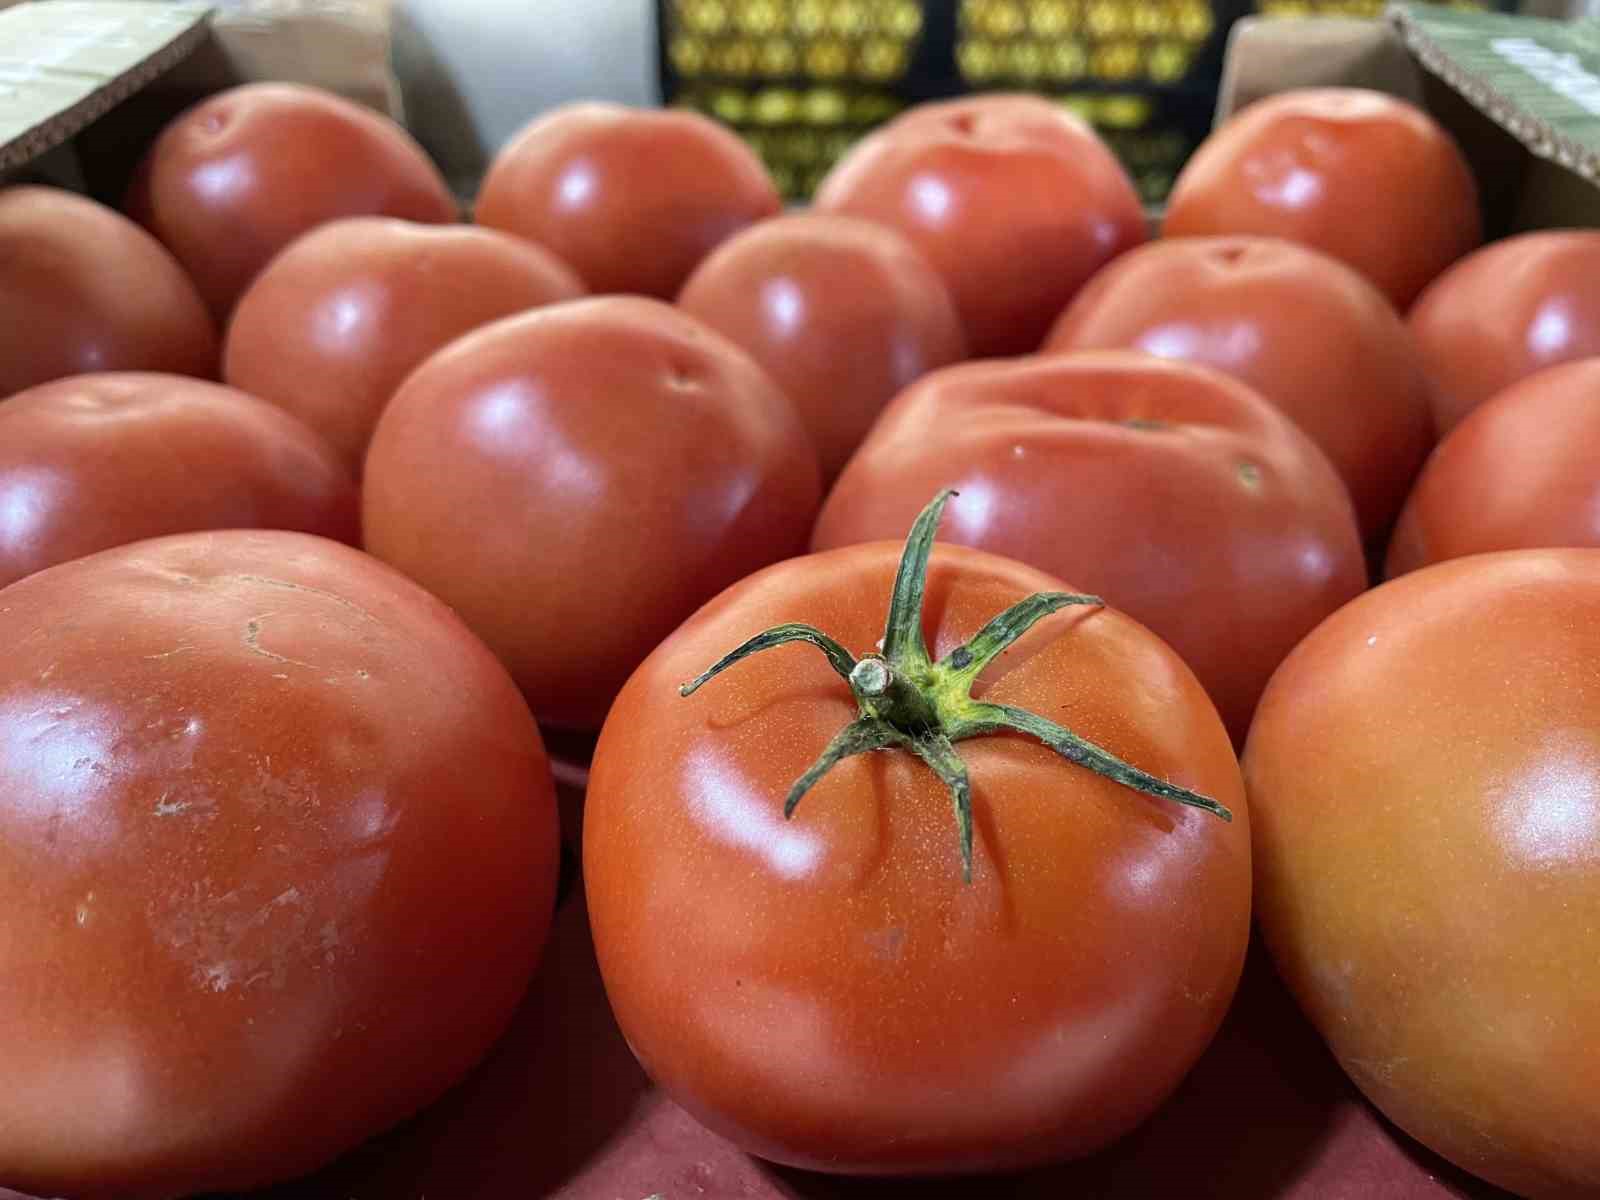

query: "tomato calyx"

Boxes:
[679, 490, 1232, 882]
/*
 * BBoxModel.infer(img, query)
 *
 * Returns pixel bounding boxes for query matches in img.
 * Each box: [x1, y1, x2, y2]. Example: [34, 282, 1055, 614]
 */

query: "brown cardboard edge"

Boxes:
[0, 13, 213, 172]
[1388, 4, 1600, 184]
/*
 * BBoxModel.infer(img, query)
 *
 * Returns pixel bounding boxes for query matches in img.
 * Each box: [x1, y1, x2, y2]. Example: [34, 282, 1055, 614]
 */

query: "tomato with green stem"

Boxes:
[585, 492, 1251, 1174]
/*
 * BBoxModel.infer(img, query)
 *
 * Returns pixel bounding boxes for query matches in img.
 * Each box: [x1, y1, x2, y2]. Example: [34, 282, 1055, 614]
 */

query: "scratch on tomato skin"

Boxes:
[231, 574, 379, 622]
[243, 613, 318, 670]
[144, 644, 196, 660]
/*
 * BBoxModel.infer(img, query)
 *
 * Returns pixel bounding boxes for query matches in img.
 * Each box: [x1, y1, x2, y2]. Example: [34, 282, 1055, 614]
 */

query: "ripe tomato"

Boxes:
[1163, 88, 1481, 310]
[1408, 230, 1600, 436]
[0, 530, 558, 1198]
[362, 296, 820, 732]
[677, 212, 967, 483]
[1243, 549, 1600, 1198]
[1387, 360, 1600, 576]
[223, 217, 584, 476]
[0, 372, 357, 591]
[474, 102, 781, 299]
[813, 93, 1146, 357]
[586, 493, 1250, 1173]
[0, 186, 216, 398]
[1044, 236, 1432, 545]
[126, 83, 457, 319]
[812, 352, 1366, 744]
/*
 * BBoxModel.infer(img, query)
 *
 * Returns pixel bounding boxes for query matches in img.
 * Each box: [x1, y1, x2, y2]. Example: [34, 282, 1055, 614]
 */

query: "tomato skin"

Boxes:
[1386, 361, 1600, 576]
[1243, 550, 1600, 1199]
[0, 531, 558, 1199]
[813, 93, 1147, 357]
[126, 83, 457, 320]
[585, 540, 1250, 1173]
[0, 186, 216, 398]
[677, 212, 967, 483]
[1163, 88, 1481, 310]
[223, 217, 584, 476]
[474, 102, 781, 299]
[1408, 231, 1600, 436]
[1044, 236, 1431, 544]
[361, 296, 820, 732]
[0, 373, 358, 591]
[812, 353, 1366, 744]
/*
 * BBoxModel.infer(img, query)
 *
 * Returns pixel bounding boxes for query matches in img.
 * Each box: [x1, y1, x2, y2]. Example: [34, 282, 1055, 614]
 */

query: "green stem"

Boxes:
[679, 491, 1231, 884]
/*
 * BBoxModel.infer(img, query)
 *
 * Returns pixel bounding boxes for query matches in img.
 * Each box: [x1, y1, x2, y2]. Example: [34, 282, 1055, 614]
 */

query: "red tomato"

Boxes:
[586, 496, 1250, 1173]
[0, 530, 558, 1198]
[0, 372, 357, 591]
[1243, 549, 1600, 1198]
[474, 102, 781, 299]
[0, 186, 216, 397]
[813, 93, 1146, 357]
[1044, 236, 1431, 544]
[1408, 230, 1600, 436]
[362, 296, 820, 731]
[677, 212, 967, 482]
[1387, 360, 1600, 576]
[812, 353, 1366, 744]
[224, 217, 584, 476]
[126, 83, 457, 320]
[1163, 88, 1481, 310]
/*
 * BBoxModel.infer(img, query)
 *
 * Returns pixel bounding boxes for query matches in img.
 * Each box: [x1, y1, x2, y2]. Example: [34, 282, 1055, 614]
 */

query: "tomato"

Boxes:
[126, 83, 457, 320]
[0, 530, 558, 1199]
[1408, 230, 1600, 436]
[1044, 236, 1431, 545]
[0, 186, 216, 398]
[474, 102, 781, 299]
[1162, 88, 1481, 310]
[677, 212, 967, 483]
[0, 372, 357, 591]
[223, 217, 584, 476]
[585, 492, 1250, 1172]
[1243, 549, 1600, 1198]
[362, 296, 820, 732]
[1386, 360, 1600, 577]
[812, 353, 1365, 744]
[812, 93, 1147, 357]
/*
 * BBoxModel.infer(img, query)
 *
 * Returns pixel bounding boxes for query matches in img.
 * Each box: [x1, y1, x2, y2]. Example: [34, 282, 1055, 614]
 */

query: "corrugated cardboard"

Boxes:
[1, 0, 402, 199]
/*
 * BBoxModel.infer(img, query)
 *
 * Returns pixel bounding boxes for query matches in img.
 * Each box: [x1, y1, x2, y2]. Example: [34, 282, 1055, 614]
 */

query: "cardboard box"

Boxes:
[0, 0, 402, 199]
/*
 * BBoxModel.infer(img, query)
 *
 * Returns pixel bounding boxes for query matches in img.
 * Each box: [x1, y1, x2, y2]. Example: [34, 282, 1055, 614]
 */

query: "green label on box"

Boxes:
[0, 1, 213, 170]
[1389, 1, 1600, 181]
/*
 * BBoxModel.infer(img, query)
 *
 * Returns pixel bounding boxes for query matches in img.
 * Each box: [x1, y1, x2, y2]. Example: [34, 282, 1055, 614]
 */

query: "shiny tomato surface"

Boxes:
[1408, 231, 1600, 435]
[224, 217, 584, 475]
[362, 296, 820, 731]
[677, 212, 966, 482]
[0, 531, 558, 1199]
[126, 83, 457, 319]
[813, 93, 1146, 357]
[1244, 550, 1600, 1198]
[1387, 360, 1600, 576]
[1045, 236, 1431, 543]
[0, 372, 357, 591]
[1163, 88, 1480, 310]
[0, 186, 216, 397]
[812, 353, 1365, 743]
[474, 102, 781, 299]
[586, 540, 1250, 1173]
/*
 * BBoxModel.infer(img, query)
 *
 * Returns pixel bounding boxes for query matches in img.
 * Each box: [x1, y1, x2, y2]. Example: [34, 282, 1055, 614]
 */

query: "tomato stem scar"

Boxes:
[679, 489, 1232, 883]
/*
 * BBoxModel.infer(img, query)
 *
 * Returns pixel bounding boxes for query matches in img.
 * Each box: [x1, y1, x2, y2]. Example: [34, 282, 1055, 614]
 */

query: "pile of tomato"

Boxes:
[2, 76, 1598, 1200]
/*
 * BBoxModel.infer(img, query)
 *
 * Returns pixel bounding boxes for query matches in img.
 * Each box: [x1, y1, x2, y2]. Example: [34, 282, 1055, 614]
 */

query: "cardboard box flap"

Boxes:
[1389, 2, 1600, 186]
[0, 2, 212, 171]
